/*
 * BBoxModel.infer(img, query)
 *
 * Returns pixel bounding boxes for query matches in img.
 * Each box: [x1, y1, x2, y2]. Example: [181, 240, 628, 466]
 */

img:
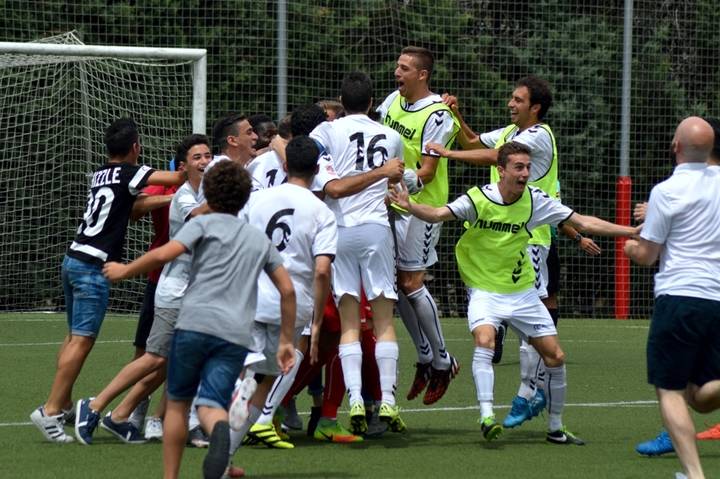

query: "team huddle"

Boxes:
[31, 46, 654, 479]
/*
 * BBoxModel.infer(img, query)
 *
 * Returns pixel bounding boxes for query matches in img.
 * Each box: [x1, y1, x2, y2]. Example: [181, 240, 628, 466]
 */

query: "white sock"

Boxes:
[375, 341, 399, 406]
[339, 341, 363, 405]
[229, 404, 261, 455]
[407, 286, 450, 370]
[397, 291, 433, 364]
[517, 340, 541, 400]
[545, 364, 566, 431]
[188, 394, 201, 430]
[256, 349, 304, 425]
[472, 347, 495, 417]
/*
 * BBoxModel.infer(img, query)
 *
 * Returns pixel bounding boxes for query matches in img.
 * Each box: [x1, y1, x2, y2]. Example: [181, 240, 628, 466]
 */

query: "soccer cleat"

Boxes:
[229, 377, 257, 431]
[365, 407, 388, 438]
[313, 418, 364, 443]
[144, 416, 163, 441]
[74, 398, 101, 445]
[188, 425, 210, 448]
[492, 321, 508, 364]
[547, 427, 586, 445]
[378, 403, 406, 433]
[635, 430, 673, 455]
[30, 406, 75, 443]
[128, 396, 150, 431]
[349, 402, 368, 435]
[281, 397, 303, 431]
[502, 396, 533, 428]
[406, 362, 432, 400]
[203, 421, 231, 479]
[480, 416, 503, 442]
[423, 356, 460, 405]
[245, 424, 294, 449]
[697, 423, 720, 440]
[100, 412, 147, 444]
[529, 388, 547, 417]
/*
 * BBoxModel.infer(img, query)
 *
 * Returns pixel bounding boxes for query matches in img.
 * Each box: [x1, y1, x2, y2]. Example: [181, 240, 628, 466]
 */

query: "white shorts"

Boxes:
[467, 287, 557, 340]
[392, 210, 442, 271]
[332, 223, 397, 302]
[250, 322, 304, 376]
[528, 244, 550, 299]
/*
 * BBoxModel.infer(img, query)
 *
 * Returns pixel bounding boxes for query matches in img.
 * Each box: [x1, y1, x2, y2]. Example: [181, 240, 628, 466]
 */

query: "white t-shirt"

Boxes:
[310, 114, 403, 227]
[246, 183, 338, 326]
[376, 90, 456, 159]
[154, 181, 201, 308]
[481, 124, 554, 181]
[446, 184, 573, 230]
[640, 162, 720, 300]
[247, 148, 338, 193]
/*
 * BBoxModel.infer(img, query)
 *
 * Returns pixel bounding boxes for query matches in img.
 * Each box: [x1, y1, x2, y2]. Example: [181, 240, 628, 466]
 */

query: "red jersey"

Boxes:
[143, 184, 178, 283]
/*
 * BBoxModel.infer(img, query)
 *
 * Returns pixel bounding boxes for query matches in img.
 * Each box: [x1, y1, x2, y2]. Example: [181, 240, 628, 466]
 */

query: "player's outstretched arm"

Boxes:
[388, 182, 455, 224]
[563, 212, 639, 238]
[426, 142, 498, 166]
[130, 194, 174, 222]
[146, 170, 187, 187]
[559, 223, 601, 256]
[268, 265, 297, 374]
[324, 157, 404, 199]
[442, 93, 481, 149]
[309, 255, 332, 364]
[103, 240, 187, 282]
[623, 238, 661, 266]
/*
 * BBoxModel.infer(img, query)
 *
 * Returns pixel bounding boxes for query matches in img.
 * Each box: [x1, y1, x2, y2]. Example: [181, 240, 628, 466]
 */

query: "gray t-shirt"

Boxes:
[173, 213, 284, 347]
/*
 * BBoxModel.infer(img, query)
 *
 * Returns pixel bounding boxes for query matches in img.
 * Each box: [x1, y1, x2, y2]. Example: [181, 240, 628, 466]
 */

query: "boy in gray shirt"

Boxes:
[104, 160, 296, 479]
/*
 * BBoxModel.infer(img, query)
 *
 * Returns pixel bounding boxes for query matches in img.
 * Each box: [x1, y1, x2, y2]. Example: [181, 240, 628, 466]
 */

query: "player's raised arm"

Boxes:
[324, 156, 404, 199]
[130, 193, 173, 222]
[388, 182, 455, 223]
[426, 141, 498, 166]
[442, 93, 482, 149]
[103, 240, 187, 282]
[146, 170, 187, 186]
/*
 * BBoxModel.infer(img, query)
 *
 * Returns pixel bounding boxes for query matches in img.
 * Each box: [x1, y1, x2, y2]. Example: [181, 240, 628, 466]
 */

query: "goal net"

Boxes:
[0, 32, 205, 312]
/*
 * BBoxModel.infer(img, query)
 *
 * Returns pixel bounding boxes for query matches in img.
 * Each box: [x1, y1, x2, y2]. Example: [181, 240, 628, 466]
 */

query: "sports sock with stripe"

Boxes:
[545, 364, 566, 431]
[407, 286, 451, 370]
[397, 291, 433, 364]
[256, 349, 304, 426]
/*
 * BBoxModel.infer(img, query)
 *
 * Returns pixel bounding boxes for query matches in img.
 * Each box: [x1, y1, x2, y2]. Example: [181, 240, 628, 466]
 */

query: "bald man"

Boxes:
[625, 117, 720, 479]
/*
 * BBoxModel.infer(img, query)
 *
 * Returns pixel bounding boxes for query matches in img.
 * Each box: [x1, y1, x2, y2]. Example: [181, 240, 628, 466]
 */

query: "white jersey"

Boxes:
[247, 148, 338, 193]
[311, 115, 403, 226]
[154, 181, 201, 308]
[246, 183, 338, 326]
[480, 125, 554, 181]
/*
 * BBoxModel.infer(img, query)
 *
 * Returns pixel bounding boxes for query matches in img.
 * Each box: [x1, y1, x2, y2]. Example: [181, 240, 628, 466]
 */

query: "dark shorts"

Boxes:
[167, 329, 249, 410]
[647, 295, 720, 390]
[546, 240, 560, 297]
[133, 280, 158, 348]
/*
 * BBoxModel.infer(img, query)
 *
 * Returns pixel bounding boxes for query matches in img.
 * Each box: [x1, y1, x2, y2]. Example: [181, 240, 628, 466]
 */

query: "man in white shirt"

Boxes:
[625, 117, 720, 479]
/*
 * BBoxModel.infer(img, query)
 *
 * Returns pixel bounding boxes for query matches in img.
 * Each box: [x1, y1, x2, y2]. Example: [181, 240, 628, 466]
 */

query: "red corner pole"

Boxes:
[615, 176, 632, 319]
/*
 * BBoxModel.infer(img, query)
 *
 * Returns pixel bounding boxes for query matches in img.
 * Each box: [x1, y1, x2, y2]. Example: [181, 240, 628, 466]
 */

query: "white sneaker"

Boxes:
[128, 397, 150, 431]
[229, 377, 257, 430]
[30, 406, 75, 443]
[144, 416, 163, 441]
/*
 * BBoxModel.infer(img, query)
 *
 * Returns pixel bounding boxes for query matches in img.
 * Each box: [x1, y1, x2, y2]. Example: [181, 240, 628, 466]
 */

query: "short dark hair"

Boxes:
[341, 72, 373, 114]
[277, 114, 292, 140]
[202, 160, 252, 215]
[516, 76, 553, 120]
[175, 134, 210, 164]
[401, 46, 434, 81]
[290, 104, 326, 137]
[703, 117, 720, 160]
[497, 141, 531, 168]
[212, 113, 247, 153]
[286, 135, 319, 179]
[104, 118, 139, 157]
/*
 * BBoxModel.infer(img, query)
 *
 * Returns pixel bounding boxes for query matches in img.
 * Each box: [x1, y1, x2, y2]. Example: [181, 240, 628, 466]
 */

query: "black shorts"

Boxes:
[647, 295, 720, 390]
[133, 280, 158, 348]
[546, 240, 560, 297]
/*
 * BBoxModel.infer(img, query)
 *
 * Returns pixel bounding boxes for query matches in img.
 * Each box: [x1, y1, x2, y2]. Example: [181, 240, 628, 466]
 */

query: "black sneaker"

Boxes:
[306, 406, 321, 436]
[547, 427, 585, 445]
[492, 321, 508, 364]
[203, 421, 230, 479]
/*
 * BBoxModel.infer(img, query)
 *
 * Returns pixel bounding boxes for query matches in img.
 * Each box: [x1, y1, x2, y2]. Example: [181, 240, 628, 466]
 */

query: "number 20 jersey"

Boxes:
[310, 114, 404, 227]
[245, 183, 338, 326]
[67, 163, 154, 265]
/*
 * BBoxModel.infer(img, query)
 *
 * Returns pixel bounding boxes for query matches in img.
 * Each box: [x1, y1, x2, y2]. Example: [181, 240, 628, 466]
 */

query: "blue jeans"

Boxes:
[167, 329, 249, 410]
[62, 255, 110, 338]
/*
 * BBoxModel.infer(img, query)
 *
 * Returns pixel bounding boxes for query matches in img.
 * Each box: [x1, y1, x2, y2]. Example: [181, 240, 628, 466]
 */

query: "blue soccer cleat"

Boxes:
[503, 396, 533, 428]
[636, 430, 674, 456]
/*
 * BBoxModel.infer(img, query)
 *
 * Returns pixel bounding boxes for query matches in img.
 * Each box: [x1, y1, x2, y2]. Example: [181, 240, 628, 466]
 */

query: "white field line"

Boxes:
[0, 400, 657, 427]
[0, 339, 132, 347]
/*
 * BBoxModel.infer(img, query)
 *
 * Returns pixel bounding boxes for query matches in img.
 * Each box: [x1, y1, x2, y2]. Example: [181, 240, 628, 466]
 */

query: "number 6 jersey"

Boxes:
[67, 163, 154, 265]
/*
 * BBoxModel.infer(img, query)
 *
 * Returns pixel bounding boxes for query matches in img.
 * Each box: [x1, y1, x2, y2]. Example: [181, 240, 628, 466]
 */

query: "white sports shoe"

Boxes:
[229, 377, 257, 430]
[128, 397, 150, 431]
[30, 406, 75, 443]
[144, 416, 163, 441]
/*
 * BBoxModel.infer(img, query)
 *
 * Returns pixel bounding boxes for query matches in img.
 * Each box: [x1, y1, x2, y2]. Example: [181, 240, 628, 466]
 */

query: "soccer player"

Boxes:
[390, 141, 637, 444]
[248, 113, 278, 157]
[376, 46, 461, 405]
[104, 160, 296, 479]
[311, 71, 406, 433]
[29, 118, 186, 444]
[73, 134, 211, 445]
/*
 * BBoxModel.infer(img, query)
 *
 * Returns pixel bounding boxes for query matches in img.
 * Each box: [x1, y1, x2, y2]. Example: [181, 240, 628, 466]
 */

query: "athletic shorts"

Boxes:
[145, 307, 179, 358]
[647, 295, 720, 390]
[467, 287, 557, 340]
[133, 280, 158, 348]
[250, 323, 304, 376]
[392, 210, 441, 271]
[546, 240, 560, 297]
[528, 244, 550, 299]
[332, 223, 397, 301]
